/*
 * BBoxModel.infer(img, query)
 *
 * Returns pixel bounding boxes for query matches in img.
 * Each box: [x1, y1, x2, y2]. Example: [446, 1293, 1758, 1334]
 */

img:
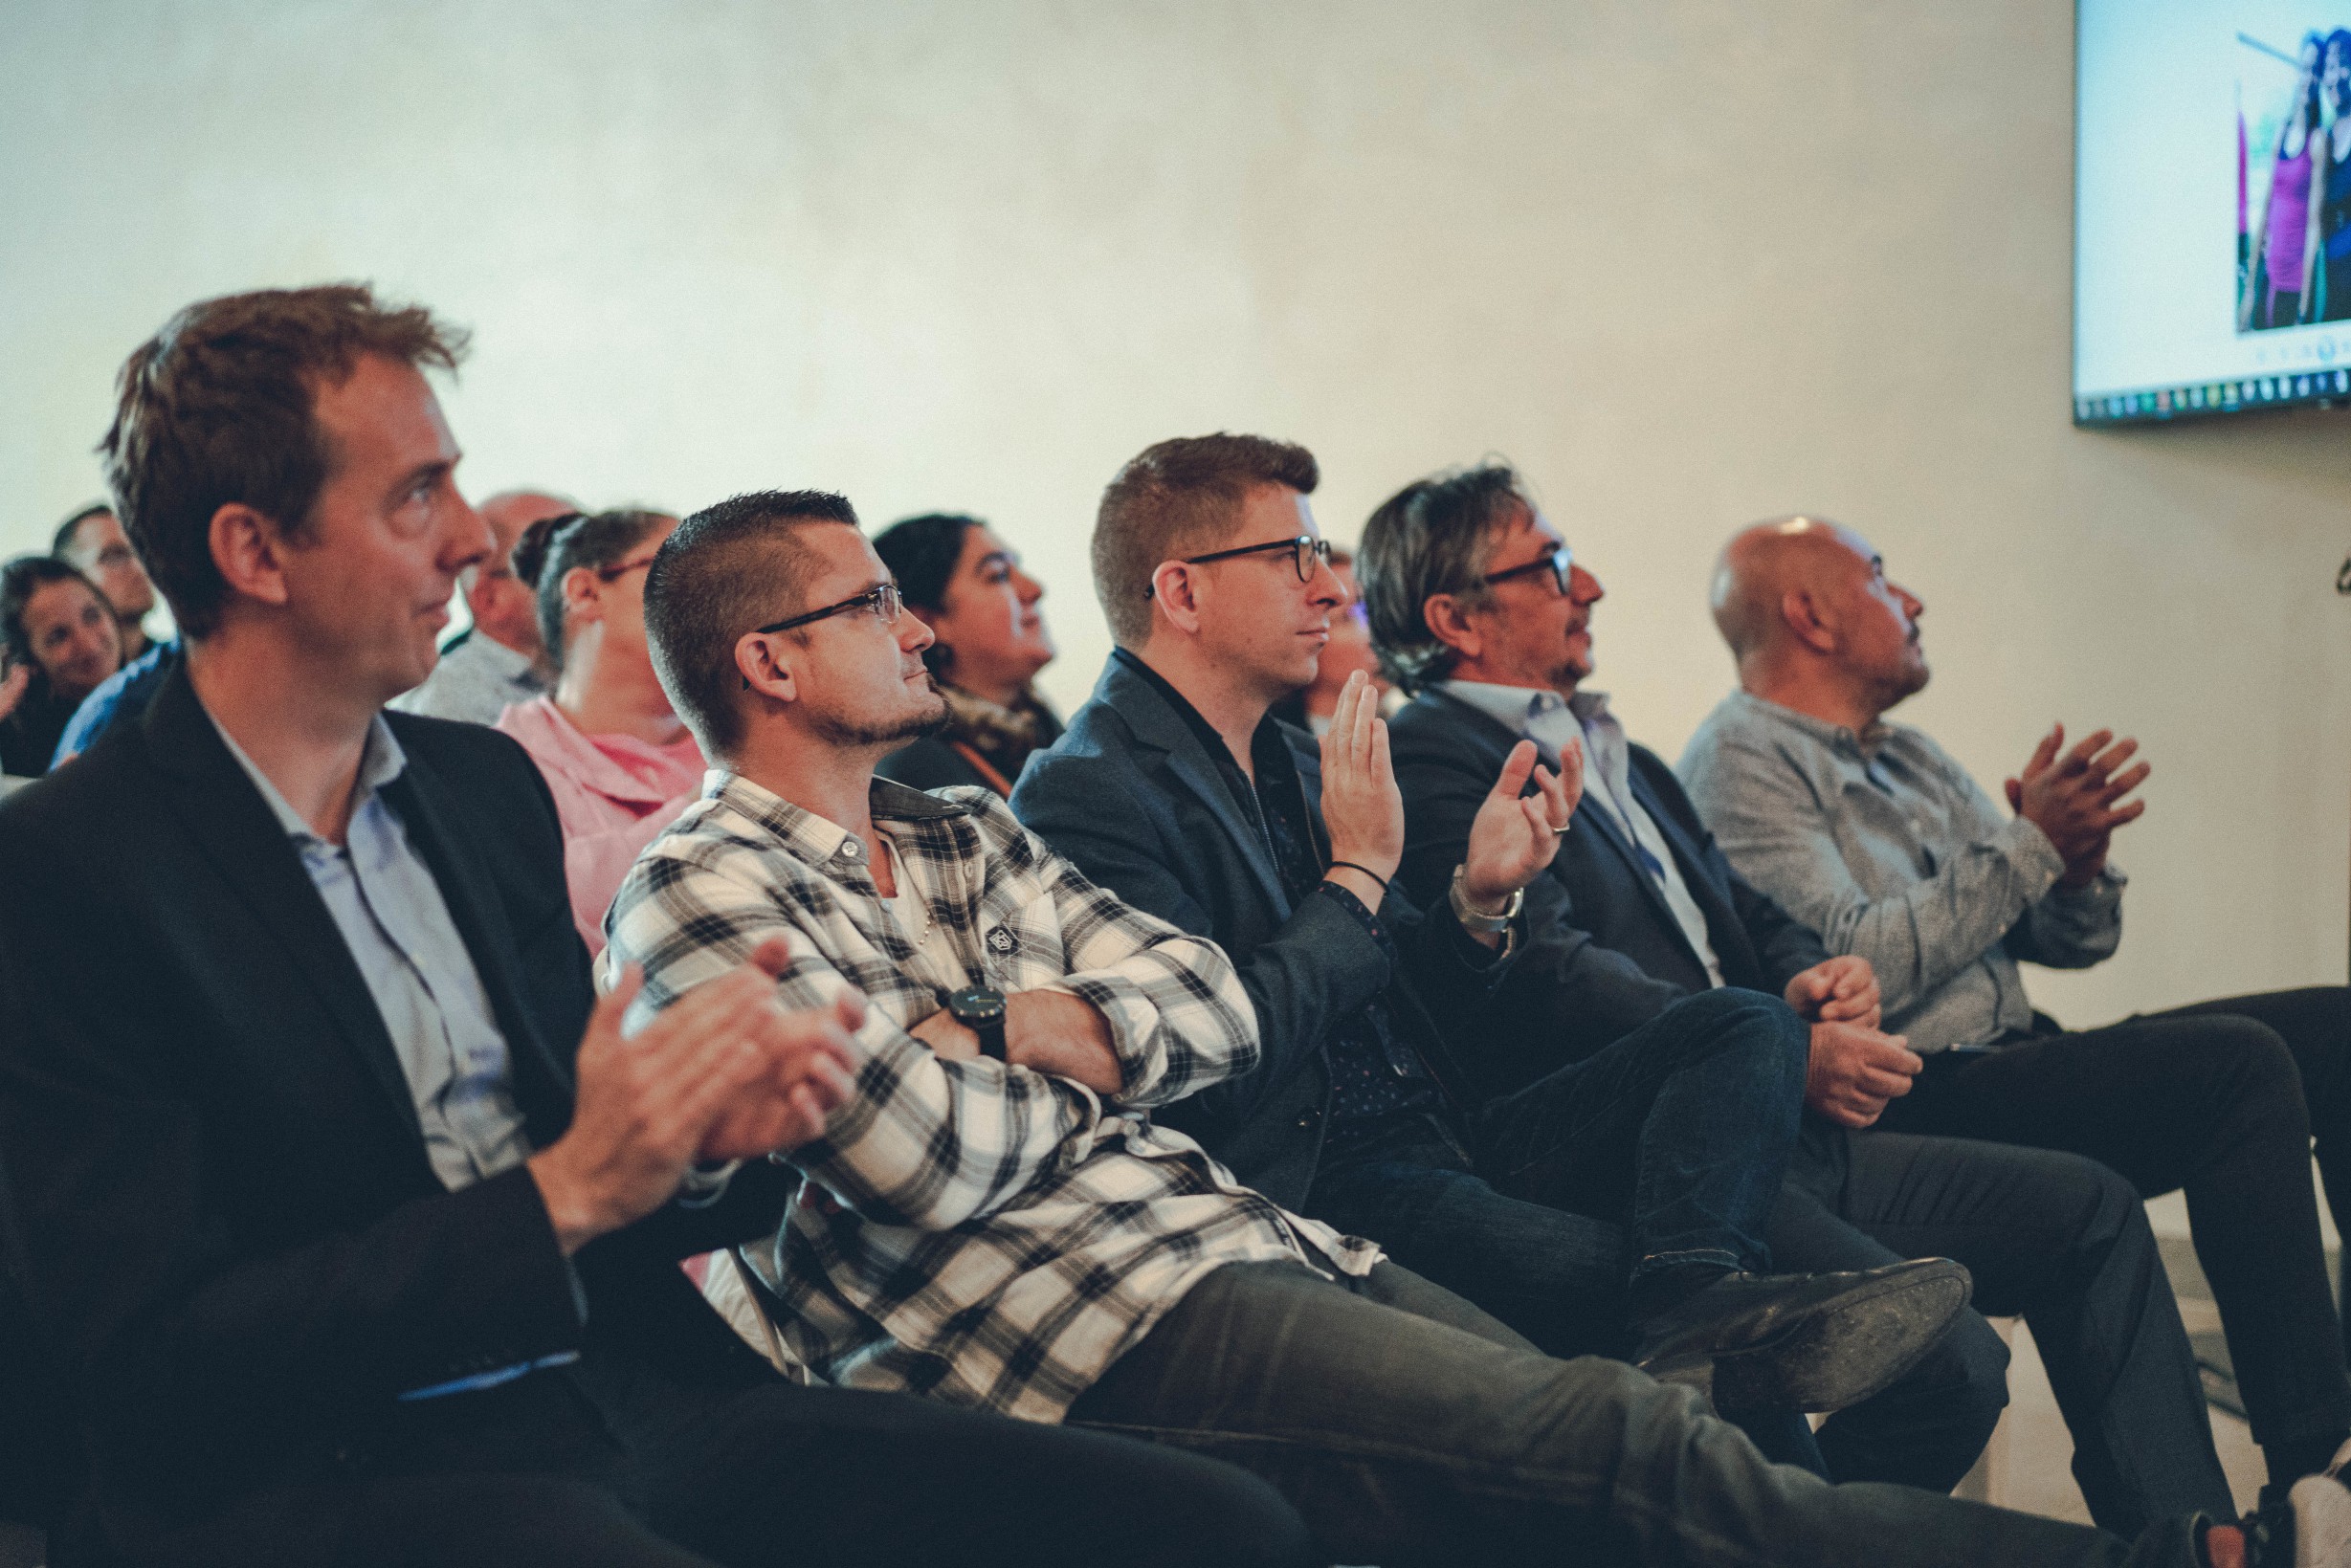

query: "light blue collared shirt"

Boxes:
[208, 710, 536, 1191]
[1440, 679, 1727, 987]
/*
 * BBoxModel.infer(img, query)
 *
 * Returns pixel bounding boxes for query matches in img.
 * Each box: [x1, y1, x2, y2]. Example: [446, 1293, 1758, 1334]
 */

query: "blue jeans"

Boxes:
[1302, 986, 1824, 1470]
[1065, 1260, 2213, 1568]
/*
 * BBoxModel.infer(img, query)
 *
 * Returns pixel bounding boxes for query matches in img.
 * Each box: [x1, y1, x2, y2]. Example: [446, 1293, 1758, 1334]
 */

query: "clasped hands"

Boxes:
[529, 938, 861, 1256]
[1316, 672, 1582, 947]
[1785, 954, 1922, 1129]
[2004, 723, 2149, 888]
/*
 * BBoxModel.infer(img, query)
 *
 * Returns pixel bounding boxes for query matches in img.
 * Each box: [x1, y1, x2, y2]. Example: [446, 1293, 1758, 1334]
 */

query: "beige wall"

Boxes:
[4, 1, 2345, 1018]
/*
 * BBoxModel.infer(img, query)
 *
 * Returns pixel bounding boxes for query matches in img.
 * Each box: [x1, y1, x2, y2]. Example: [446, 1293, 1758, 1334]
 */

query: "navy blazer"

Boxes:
[0, 667, 791, 1548]
[1389, 689, 1830, 1102]
[1012, 656, 1502, 1210]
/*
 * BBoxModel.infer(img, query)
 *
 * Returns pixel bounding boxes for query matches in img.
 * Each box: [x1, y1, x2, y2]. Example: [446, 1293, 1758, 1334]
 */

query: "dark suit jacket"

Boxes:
[0, 668, 792, 1553]
[1389, 689, 1830, 1102]
[1011, 656, 1501, 1210]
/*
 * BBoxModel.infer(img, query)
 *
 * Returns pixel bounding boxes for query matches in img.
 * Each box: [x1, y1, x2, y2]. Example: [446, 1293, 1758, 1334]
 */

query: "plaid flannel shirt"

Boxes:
[607, 772, 1378, 1424]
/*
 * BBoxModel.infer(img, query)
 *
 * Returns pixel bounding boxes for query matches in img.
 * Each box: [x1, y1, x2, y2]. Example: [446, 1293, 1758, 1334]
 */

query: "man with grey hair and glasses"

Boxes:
[1359, 462, 2273, 1541]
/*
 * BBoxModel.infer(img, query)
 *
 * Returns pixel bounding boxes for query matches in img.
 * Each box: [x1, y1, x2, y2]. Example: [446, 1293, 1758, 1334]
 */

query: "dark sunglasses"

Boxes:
[1151, 535, 1334, 596]
[1477, 544, 1573, 596]
[742, 581, 905, 689]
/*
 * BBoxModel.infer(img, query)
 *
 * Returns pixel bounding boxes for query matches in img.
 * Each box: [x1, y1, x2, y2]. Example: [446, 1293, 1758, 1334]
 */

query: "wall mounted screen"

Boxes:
[2075, 0, 2351, 423]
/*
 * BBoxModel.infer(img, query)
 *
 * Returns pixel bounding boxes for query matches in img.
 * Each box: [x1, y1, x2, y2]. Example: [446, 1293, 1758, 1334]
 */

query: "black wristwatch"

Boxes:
[945, 985, 1009, 1060]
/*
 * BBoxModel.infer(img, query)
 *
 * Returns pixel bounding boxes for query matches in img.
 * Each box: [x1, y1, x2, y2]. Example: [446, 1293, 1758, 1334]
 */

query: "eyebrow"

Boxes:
[976, 550, 1016, 569]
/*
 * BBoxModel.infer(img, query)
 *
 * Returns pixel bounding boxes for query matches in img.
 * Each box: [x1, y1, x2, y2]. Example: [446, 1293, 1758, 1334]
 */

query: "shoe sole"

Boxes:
[1657, 1262, 1972, 1415]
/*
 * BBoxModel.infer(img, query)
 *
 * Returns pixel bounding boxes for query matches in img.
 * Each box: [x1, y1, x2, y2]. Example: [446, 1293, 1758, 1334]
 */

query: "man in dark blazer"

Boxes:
[1013, 433, 1974, 1452]
[0, 285, 1316, 1568]
[1360, 459, 2241, 1537]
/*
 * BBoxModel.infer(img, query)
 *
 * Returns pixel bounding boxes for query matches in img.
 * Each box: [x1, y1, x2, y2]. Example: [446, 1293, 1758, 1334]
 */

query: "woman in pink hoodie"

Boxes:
[496, 508, 703, 954]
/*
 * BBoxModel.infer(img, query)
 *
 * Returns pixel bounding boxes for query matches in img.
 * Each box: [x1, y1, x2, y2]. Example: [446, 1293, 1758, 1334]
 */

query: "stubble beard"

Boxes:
[812, 680, 950, 749]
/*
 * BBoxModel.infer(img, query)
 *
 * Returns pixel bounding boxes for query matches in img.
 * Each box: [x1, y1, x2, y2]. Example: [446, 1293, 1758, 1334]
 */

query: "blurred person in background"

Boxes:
[52, 501, 158, 661]
[872, 512, 1060, 795]
[0, 556, 122, 776]
[495, 507, 704, 953]
[391, 487, 576, 722]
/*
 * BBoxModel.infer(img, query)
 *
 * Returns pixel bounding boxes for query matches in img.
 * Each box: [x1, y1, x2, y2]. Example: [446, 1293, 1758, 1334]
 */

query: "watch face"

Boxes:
[948, 986, 1007, 1023]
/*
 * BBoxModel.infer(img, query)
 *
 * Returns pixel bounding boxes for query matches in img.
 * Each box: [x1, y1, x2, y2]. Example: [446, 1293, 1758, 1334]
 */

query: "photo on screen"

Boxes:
[2075, 0, 2351, 423]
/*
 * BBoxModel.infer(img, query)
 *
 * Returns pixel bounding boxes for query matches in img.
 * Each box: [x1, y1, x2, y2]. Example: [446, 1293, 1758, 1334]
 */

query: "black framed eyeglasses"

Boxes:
[755, 580, 902, 636]
[742, 581, 907, 691]
[1163, 534, 1333, 591]
[1477, 544, 1573, 596]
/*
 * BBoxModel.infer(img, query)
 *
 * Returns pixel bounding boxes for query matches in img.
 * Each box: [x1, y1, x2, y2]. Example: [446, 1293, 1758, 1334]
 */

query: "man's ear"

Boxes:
[1422, 592, 1481, 664]
[735, 630, 796, 705]
[1779, 588, 1838, 655]
[209, 502, 294, 610]
[1147, 561, 1205, 637]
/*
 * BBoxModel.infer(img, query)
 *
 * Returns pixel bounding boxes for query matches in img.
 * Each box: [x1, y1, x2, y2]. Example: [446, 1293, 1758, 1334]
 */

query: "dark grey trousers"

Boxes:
[1067, 1258, 2214, 1568]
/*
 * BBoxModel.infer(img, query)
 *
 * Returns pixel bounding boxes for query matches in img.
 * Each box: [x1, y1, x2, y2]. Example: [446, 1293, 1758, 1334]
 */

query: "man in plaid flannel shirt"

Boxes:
[604, 487, 2334, 1568]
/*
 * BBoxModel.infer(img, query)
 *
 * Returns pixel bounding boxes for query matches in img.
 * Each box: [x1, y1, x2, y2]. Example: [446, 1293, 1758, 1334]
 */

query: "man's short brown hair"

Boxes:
[1090, 433, 1320, 647]
[99, 284, 468, 639]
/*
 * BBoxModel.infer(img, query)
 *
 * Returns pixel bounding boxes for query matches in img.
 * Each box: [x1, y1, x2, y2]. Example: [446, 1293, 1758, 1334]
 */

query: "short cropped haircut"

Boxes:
[1091, 433, 1319, 648]
[50, 503, 115, 560]
[1356, 463, 1532, 692]
[532, 508, 671, 672]
[645, 490, 861, 758]
[99, 284, 468, 639]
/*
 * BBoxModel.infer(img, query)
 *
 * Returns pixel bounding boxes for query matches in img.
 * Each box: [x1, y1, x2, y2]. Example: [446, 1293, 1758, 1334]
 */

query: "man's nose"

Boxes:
[1897, 584, 1924, 619]
[901, 609, 937, 654]
[1306, 555, 1345, 606]
[446, 497, 493, 570]
[1569, 563, 1606, 604]
[1014, 569, 1044, 604]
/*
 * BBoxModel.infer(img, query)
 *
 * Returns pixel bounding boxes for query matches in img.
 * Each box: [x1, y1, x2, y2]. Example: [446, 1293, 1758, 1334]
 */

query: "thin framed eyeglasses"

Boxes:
[755, 580, 902, 636]
[1477, 544, 1573, 596]
[594, 554, 661, 583]
[1167, 534, 1334, 588]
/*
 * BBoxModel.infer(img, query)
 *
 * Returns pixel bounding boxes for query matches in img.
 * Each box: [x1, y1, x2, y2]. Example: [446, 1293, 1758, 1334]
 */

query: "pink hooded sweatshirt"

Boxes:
[494, 696, 705, 956]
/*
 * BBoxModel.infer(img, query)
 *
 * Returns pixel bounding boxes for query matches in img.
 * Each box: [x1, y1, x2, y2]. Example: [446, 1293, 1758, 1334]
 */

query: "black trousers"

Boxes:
[1877, 985, 2351, 1457]
[114, 1352, 1315, 1568]
[1768, 1120, 2233, 1536]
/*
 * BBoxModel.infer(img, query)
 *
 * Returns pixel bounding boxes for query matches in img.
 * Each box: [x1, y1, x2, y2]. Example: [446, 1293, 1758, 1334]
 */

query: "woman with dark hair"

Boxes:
[0, 556, 123, 776]
[493, 508, 705, 953]
[871, 513, 1061, 796]
[2313, 30, 2351, 321]
[2242, 33, 2327, 330]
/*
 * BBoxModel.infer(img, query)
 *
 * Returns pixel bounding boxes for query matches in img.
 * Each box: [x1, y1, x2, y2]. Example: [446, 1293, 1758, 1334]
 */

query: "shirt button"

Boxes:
[1294, 1108, 1322, 1131]
[836, 840, 862, 861]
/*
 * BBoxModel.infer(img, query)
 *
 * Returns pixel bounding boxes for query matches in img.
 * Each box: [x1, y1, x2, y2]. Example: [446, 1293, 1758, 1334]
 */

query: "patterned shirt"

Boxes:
[606, 771, 1378, 1424]
[1678, 690, 2125, 1051]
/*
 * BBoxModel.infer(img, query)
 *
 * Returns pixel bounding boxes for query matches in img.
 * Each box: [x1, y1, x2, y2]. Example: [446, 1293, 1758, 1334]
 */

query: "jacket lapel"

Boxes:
[141, 669, 428, 1148]
[381, 760, 575, 1146]
[1100, 661, 1294, 917]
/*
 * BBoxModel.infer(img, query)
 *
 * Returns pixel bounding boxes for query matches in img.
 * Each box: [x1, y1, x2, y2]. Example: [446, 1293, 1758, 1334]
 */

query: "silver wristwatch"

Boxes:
[1449, 863, 1522, 940]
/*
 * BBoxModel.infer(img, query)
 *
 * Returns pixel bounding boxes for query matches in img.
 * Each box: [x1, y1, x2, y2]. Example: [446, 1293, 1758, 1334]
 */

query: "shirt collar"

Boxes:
[205, 706, 408, 845]
[1429, 676, 1580, 738]
[708, 770, 966, 880]
[464, 631, 538, 681]
[1725, 688, 1880, 757]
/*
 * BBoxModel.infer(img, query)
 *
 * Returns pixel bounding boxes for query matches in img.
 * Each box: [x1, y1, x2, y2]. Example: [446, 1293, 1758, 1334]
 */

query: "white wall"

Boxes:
[4, 0, 2345, 1019]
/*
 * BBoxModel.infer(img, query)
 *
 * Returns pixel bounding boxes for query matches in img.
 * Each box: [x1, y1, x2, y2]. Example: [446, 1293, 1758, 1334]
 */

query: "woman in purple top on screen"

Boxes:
[2241, 33, 2324, 331]
[2312, 30, 2351, 321]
